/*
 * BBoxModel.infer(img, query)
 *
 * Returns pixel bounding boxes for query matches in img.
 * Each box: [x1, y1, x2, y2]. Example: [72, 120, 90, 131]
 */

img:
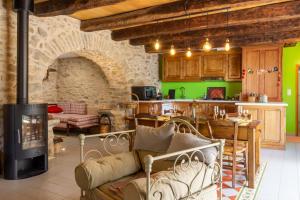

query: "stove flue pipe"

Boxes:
[13, 0, 34, 104]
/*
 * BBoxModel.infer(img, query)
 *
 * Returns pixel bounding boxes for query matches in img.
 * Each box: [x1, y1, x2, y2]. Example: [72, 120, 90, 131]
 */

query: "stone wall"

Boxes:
[44, 56, 124, 114]
[0, 1, 159, 149]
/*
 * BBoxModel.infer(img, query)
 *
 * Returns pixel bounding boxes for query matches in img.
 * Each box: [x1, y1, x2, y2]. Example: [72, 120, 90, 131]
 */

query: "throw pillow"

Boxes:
[166, 133, 218, 165]
[133, 123, 175, 153]
[48, 105, 63, 113]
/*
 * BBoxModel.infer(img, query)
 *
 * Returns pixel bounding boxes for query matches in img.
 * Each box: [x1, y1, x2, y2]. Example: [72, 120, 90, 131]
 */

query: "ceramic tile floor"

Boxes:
[0, 136, 299, 200]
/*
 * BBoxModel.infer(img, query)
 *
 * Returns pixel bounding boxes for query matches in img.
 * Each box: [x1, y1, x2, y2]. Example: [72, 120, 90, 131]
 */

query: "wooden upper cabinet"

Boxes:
[161, 50, 242, 82]
[182, 56, 201, 81]
[227, 53, 242, 81]
[242, 45, 282, 101]
[163, 55, 182, 81]
[202, 53, 226, 77]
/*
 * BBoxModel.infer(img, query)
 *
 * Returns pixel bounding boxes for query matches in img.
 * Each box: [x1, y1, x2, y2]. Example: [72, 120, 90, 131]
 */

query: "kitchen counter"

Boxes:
[138, 99, 288, 107]
[136, 99, 287, 149]
[236, 102, 288, 107]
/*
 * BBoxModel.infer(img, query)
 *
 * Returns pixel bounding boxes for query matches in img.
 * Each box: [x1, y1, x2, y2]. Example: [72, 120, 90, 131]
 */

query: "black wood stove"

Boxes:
[3, 0, 48, 180]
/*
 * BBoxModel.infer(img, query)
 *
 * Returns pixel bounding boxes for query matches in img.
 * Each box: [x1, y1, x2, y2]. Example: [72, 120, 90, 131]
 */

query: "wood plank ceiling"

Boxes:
[34, 0, 300, 53]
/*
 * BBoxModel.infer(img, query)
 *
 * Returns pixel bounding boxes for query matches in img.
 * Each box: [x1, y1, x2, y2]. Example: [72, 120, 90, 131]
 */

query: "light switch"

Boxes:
[287, 89, 292, 96]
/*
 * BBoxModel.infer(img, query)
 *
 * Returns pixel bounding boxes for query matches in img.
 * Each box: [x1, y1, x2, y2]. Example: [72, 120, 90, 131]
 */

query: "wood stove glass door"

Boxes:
[21, 114, 45, 150]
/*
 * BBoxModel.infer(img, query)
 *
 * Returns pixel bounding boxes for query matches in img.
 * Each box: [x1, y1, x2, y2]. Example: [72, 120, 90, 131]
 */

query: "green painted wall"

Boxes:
[161, 81, 242, 99]
[283, 42, 300, 135]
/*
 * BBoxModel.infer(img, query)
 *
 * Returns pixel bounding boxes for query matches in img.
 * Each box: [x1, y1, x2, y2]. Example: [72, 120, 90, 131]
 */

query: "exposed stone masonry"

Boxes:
[0, 1, 159, 149]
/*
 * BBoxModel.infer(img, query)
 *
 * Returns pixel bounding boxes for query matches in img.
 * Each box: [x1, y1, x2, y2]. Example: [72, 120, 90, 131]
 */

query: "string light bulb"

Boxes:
[154, 39, 160, 50]
[186, 47, 192, 58]
[169, 45, 176, 56]
[225, 38, 230, 51]
[203, 38, 212, 51]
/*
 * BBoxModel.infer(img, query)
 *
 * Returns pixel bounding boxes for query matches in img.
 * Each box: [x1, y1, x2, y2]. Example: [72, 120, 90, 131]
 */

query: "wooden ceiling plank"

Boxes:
[34, 0, 125, 17]
[129, 18, 300, 46]
[81, 0, 292, 31]
[144, 29, 300, 52]
[110, 1, 300, 41]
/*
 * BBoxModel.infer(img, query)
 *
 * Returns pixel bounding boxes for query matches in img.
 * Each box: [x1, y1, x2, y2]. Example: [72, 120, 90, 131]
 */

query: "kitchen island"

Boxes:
[136, 99, 287, 149]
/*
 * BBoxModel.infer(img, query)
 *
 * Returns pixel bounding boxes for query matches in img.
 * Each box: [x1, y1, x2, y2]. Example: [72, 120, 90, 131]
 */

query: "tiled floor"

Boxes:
[0, 136, 299, 200]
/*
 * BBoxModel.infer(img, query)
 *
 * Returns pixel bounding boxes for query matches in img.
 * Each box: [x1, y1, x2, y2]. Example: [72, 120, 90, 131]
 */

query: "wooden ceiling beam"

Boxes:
[80, 0, 292, 31]
[144, 30, 300, 53]
[34, 0, 125, 17]
[111, 1, 300, 41]
[130, 18, 300, 46]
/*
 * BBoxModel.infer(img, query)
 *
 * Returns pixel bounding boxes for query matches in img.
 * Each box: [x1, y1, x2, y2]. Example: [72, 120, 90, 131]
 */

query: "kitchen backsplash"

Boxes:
[161, 81, 242, 99]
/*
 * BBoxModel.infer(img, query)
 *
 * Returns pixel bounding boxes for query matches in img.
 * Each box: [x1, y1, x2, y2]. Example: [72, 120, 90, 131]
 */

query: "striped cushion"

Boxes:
[57, 102, 71, 113]
[70, 103, 87, 115]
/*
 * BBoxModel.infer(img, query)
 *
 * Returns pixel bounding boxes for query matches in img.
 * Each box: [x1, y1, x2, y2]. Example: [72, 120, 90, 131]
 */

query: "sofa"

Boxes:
[75, 118, 224, 200]
[48, 102, 99, 135]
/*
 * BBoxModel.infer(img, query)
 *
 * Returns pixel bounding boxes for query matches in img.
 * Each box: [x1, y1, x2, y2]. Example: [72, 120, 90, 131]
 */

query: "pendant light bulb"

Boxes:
[203, 38, 212, 51]
[225, 38, 230, 51]
[186, 47, 192, 58]
[169, 45, 176, 56]
[154, 39, 160, 50]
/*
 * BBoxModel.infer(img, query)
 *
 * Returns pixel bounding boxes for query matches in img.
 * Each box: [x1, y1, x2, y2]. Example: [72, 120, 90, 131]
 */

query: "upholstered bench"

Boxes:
[48, 102, 99, 135]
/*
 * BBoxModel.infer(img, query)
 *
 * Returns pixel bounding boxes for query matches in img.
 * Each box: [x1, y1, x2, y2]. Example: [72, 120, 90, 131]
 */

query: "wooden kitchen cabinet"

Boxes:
[182, 56, 202, 81]
[163, 55, 182, 81]
[227, 52, 242, 81]
[202, 53, 226, 77]
[161, 50, 242, 82]
[242, 45, 282, 101]
[242, 105, 286, 149]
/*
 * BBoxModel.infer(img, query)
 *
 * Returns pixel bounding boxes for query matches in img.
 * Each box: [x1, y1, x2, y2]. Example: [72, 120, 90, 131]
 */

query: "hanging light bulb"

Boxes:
[154, 39, 160, 50]
[186, 47, 192, 58]
[225, 38, 230, 51]
[203, 38, 212, 51]
[169, 45, 176, 56]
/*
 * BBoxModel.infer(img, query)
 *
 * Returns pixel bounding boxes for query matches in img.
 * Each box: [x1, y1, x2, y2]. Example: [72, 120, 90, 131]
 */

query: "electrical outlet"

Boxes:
[287, 89, 292, 96]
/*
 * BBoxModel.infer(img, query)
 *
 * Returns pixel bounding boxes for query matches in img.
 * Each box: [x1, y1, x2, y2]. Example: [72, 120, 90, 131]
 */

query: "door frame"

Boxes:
[296, 64, 300, 136]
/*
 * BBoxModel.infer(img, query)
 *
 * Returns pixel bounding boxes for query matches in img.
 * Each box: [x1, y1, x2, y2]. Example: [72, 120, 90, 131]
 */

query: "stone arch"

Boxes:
[30, 32, 129, 89]
[28, 29, 133, 102]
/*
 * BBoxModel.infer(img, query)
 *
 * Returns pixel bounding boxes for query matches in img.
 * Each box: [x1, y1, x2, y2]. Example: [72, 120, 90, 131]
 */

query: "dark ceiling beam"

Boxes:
[111, 1, 300, 41]
[34, 0, 125, 17]
[144, 30, 300, 53]
[80, 0, 292, 31]
[130, 18, 300, 46]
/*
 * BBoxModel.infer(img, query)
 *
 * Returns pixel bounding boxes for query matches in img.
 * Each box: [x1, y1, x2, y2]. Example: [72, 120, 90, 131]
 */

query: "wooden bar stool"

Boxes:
[209, 120, 248, 188]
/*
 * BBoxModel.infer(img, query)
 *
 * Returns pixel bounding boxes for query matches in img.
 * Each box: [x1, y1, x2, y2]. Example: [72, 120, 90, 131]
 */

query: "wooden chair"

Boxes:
[209, 120, 248, 188]
[134, 113, 159, 128]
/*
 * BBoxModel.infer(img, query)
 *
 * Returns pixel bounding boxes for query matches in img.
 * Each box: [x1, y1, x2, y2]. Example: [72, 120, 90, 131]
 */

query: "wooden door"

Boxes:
[163, 56, 182, 81]
[227, 53, 242, 81]
[261, 48, 282, 101]
[182, 56, 201, 81]
[242, 48, 261, 99]
[202, 54, 226, 77]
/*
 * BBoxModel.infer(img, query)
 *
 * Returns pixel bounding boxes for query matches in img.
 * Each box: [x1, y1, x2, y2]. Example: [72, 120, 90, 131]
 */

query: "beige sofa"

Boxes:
[75, 119, 224, 200]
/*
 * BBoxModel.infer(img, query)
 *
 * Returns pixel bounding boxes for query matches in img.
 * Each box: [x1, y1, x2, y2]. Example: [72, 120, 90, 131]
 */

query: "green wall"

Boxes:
[283, 42, 300, 135]
[161, 81, 242, 99]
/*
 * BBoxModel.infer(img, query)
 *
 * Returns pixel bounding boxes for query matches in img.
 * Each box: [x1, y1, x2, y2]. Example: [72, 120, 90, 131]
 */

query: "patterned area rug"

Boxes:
[222, 162, 267, 200]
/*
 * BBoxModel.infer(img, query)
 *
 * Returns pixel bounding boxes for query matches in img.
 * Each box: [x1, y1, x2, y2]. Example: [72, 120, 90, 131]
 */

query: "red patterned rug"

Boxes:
[222, 162, 267, 200]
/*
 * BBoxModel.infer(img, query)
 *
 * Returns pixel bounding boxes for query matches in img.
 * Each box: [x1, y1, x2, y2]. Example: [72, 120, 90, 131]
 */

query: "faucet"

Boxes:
[179, 87, 186, 99]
